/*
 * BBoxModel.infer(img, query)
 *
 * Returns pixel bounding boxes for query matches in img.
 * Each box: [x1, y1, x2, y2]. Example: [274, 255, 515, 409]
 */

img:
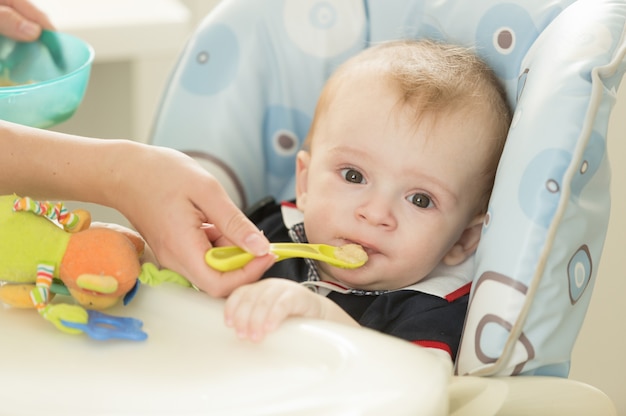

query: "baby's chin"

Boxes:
[323, 261, 427, 292]
[321, 265, 392, 292]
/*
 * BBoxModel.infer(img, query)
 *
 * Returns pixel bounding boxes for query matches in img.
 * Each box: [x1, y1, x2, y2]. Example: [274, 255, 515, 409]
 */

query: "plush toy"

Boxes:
[0, 194, 191, 340]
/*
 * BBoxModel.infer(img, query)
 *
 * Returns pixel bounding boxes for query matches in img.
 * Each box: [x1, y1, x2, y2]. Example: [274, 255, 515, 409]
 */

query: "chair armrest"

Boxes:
[449, 375, 617, 416]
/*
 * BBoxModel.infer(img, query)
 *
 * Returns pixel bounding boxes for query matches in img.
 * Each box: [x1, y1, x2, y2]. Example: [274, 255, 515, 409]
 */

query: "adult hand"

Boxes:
[0, 0, 54, 41]
[115, 144, 274, 298]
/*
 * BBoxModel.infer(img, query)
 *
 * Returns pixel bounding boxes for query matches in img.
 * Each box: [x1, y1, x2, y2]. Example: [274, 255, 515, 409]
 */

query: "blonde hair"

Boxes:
[306, 39, 512, 213]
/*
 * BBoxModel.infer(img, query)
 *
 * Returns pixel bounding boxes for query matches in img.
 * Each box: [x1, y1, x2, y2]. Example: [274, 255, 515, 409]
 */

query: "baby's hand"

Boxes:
[224, 278, 324, 342]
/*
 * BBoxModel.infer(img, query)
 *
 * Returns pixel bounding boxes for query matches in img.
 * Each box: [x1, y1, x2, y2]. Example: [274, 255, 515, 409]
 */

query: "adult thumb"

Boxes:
[207, 198, 269, 256]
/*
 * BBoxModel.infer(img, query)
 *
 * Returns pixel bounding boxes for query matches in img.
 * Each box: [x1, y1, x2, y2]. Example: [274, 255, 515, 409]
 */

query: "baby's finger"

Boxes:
[261, 295, 292, 333]
[245, 293, 283, 342]
[223, 285, 245, 327]
[224, 286, 256, 339]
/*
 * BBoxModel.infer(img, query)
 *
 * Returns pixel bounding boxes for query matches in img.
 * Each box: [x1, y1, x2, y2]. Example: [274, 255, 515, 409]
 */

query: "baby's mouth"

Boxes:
[341, 239, 378, 258]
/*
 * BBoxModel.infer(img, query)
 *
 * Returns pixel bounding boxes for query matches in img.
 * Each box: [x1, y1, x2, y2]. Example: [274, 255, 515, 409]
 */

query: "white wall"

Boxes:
[49, 0, 222, 141]
[49, 2, 626, 413]
[570, 83, 626, 415]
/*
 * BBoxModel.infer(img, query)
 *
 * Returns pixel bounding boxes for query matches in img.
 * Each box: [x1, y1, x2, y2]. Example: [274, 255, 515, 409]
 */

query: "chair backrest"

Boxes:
[150, 0, 626, 377]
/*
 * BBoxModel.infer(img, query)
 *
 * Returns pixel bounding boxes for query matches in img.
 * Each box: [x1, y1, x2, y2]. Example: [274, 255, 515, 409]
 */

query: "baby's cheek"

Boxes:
[398, 241, 444, 279]
[302, 211, 328, 241]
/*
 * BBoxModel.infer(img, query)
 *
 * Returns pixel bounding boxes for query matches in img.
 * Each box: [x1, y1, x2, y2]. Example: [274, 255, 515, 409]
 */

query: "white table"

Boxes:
[32, 0, 191, 141]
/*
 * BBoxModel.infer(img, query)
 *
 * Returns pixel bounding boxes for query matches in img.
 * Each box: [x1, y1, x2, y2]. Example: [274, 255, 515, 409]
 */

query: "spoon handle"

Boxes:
[205, 243, 367, 272]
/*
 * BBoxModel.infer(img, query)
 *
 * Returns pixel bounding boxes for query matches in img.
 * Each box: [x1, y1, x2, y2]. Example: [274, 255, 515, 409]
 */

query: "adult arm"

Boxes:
[0, 121, 273, 296]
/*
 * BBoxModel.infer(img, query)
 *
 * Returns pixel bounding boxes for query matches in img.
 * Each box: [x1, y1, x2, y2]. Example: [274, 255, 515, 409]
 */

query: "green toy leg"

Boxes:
[30, 263, 88, 335]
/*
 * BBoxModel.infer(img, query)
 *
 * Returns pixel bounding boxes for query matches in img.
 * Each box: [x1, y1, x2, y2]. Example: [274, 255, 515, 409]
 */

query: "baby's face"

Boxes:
[296, 71, 493, 290]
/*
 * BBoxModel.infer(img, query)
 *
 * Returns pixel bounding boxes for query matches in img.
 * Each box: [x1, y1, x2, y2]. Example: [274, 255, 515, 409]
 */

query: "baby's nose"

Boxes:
[355, 197, 397, 229]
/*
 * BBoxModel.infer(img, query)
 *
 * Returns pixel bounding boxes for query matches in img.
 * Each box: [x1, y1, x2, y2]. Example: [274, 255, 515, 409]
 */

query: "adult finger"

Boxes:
[197, 187, 269, 257]
[0, 1, 54, 41]
[162, 241, 275, 298]
[1, 0, 54, 29]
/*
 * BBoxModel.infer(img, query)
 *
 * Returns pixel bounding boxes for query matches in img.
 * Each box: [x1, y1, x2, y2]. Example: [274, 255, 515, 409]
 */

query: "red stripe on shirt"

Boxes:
[412, 340, 453, 358]
[445, 282, 472, 302]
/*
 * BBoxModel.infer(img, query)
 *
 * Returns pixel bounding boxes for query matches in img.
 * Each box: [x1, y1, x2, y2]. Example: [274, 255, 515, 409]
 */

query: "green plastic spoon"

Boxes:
[205, 243, 368, 272]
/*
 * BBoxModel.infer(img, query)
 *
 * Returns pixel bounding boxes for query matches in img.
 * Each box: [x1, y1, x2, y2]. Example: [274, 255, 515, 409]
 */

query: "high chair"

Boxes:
[150, 0, 626, 414]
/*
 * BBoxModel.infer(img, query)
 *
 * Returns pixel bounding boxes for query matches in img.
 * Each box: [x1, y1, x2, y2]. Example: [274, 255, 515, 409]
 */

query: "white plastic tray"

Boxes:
[0, 283, 450, 415]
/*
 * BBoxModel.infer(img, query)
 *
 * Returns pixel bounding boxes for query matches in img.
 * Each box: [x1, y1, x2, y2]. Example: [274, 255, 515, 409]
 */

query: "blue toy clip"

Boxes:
[61, 310, 148, 341]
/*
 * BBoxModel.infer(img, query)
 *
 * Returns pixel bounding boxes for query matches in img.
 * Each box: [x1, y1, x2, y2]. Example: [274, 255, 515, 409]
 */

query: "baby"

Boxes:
[224, 39, 512, 361]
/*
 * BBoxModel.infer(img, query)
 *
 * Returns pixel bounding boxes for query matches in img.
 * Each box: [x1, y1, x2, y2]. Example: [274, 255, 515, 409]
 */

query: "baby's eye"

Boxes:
[341, 168, 365, 184]
[407, 193, 433, 209]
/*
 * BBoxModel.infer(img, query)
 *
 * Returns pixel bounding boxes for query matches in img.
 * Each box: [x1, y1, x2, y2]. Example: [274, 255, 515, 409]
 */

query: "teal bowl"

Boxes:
[0, 30, 94, 128]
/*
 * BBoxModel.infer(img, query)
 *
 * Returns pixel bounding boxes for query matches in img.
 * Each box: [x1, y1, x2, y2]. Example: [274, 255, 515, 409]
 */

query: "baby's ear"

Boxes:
[443, 215, 485, 266]
[295, 150, 311, 210]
